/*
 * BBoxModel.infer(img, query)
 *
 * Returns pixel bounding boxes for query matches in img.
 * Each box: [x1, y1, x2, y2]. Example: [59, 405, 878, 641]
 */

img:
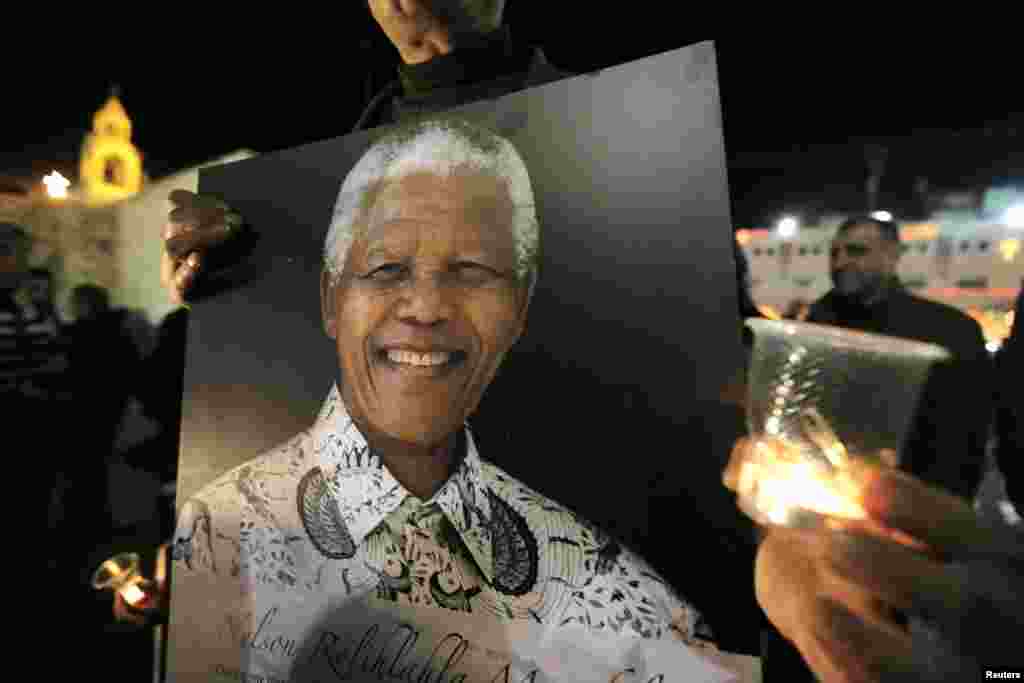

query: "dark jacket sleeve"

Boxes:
[905, 312, 993, 501]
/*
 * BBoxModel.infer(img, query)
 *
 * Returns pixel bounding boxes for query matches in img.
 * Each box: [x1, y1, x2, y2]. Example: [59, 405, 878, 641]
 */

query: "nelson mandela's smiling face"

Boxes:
[323, 169, 529, 448]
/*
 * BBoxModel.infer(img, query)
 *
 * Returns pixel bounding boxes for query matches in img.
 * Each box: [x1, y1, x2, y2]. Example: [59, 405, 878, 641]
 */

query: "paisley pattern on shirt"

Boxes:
[171, 384, 715, 648]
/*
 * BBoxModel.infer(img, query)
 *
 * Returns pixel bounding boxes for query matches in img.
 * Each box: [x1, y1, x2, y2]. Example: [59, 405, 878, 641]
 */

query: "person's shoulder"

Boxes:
[899, 291, 985, 343]
[171, 429, 314, 574]
[900, 290, 970, 320]
[806, 291, 837, 321]
[188, 429, 312, 503]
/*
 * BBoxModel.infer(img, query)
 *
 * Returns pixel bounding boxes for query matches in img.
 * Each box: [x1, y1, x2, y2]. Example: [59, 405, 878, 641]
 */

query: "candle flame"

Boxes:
[740, 458, 866, 523]
[120, 583, 147, 606]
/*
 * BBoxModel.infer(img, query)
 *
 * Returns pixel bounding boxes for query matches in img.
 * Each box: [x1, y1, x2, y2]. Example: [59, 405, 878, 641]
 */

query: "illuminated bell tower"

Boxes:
[80, 91, 144, 205]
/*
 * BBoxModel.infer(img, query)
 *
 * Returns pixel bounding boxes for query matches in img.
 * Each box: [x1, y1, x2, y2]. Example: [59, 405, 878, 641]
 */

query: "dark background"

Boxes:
[179, 41, 760, 652]
[5, 17, 1022, 228]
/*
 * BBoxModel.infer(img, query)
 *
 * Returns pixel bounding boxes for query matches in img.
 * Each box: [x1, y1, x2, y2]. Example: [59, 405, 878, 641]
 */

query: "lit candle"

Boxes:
[738, 410, 868, 527]
[741, 457, 866, 525]
[120, 582, 149, 607]
[92, 552, 158, 615]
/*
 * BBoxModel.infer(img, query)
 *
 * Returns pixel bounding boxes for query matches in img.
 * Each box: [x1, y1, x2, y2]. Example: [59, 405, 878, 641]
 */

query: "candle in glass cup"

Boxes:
[735, 414, 867, 527]
[738, 319, 951, 528]
[93, 552, 158, 614]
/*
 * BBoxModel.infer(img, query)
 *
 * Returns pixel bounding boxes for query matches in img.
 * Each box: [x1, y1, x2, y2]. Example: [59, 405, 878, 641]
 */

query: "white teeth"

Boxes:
[386, 350, 452, 366]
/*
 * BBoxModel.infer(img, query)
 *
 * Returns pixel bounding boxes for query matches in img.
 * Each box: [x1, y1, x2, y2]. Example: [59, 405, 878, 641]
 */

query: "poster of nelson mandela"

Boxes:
[168, 41, 753, 683]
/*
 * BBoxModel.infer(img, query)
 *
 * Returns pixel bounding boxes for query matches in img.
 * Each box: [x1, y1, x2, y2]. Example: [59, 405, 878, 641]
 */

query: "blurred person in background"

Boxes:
[62, 285, 145, 561]
[0, 227, 67, 401]
[26, 267, 61, 323]
[125, 306, 190, 539]
[995, 288, 1023, 512]
[806, 216, 993, 502]
[2, 224, 68, 570]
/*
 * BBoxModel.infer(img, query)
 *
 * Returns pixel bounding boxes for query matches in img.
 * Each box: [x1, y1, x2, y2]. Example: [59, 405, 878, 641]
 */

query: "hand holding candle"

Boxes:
[723, 318, 1024, 680]
[724, 445, 1024, 681]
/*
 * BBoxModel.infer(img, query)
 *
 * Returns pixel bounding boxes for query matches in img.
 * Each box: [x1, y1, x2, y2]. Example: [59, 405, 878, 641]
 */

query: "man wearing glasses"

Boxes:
[806, 216, 992, 502]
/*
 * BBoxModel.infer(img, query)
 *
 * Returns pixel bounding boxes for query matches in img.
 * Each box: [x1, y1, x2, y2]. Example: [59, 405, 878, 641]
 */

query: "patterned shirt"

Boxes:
[170, 386, 720, 682]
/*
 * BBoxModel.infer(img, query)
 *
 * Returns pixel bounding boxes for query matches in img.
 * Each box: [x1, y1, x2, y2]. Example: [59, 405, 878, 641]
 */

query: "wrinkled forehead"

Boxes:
[358, 170, 516, 244]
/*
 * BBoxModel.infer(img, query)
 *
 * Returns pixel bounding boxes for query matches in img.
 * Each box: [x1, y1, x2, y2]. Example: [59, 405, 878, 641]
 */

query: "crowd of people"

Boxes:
[0, 222, 182, 646]
[9, 1, 1023, 681]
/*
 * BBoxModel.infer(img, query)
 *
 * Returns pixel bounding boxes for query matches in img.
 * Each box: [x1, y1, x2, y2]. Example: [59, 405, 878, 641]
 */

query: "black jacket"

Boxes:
[352, 26, 571, 132]
[807, 283, 994, 500]
[995, 289, 1023, 509]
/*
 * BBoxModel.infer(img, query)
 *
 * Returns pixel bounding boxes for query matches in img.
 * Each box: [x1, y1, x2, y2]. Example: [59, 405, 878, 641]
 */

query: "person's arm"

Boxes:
[914, 322, 993, 501]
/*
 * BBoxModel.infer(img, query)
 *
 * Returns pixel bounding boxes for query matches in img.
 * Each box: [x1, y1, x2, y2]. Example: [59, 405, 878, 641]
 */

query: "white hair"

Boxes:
[324, 117, 539, 292]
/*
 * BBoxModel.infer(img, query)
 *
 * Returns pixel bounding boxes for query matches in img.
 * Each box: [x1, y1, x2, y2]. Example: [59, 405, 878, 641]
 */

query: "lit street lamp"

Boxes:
[1004, 205, 1024, 230]
[777, 216, 799, 239]
[43, 171, 70, 200]
[871, 210, 893, 222]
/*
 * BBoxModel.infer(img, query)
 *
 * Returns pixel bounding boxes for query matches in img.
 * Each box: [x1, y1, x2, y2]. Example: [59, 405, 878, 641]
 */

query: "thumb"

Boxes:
[723, 438, 754, 491]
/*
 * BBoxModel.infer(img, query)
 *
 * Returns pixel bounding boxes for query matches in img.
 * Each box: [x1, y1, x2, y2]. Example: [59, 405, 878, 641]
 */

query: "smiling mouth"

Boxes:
[376, 349, 468, 371]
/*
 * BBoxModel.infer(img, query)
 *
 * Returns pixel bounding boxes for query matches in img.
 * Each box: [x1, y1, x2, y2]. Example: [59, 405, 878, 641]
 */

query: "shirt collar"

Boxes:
[310, 384, 496, 583]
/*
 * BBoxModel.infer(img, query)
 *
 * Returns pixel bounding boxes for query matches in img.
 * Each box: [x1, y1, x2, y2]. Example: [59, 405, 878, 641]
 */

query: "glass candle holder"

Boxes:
[739, 319, 951, 528]
[92, 552, 159, 615]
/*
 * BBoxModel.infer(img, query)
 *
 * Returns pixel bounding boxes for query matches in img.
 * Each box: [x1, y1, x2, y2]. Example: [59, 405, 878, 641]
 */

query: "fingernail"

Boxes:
[187, 253, 200, 268]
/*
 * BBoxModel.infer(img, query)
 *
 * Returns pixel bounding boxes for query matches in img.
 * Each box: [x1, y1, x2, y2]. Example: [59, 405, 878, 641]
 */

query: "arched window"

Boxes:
[103, 157, 125, 187]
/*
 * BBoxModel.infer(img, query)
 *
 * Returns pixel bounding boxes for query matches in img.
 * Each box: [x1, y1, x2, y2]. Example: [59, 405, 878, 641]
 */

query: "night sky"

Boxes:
[4, 13, 1022, 228]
